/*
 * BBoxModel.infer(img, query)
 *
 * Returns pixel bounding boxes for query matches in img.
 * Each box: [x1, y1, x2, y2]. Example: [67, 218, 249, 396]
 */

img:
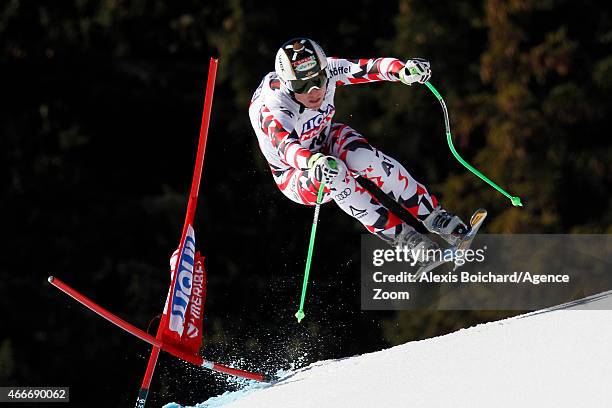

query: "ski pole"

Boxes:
[295, 160, 335, 323]
[419, 79, 522, 207]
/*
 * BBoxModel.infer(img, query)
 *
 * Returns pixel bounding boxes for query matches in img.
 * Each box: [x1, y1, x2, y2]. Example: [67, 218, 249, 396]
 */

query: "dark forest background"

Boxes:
[1, 0, 611, 407]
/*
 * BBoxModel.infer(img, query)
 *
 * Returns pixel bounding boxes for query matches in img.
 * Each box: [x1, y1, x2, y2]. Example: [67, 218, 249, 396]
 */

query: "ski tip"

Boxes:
[48, 276, 55, 283]
[295, 310, 305, 323]
[470, 209, 488, 227]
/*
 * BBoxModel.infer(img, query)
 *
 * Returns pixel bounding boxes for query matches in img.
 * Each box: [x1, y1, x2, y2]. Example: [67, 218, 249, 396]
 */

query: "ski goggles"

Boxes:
[289, 70, 328, 94]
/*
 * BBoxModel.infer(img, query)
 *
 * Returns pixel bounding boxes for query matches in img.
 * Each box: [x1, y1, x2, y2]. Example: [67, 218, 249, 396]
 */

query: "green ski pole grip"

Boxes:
[423, 81, 522, 207]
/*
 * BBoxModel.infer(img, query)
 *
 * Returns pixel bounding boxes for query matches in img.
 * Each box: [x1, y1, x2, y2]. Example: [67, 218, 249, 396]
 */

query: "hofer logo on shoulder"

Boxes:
[329, 66, 350, 77]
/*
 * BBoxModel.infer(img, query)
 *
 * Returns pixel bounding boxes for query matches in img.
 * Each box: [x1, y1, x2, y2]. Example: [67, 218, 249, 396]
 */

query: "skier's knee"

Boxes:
[344, 146, 379, 173]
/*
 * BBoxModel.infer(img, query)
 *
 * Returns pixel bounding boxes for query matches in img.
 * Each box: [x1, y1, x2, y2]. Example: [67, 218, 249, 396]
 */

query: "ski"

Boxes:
[356, 176, 488, 277]
[413, 208, 488, 278]
[412, 249, 453, 281]
[356, 176, 414, 225]
[452, 208, 487, 270]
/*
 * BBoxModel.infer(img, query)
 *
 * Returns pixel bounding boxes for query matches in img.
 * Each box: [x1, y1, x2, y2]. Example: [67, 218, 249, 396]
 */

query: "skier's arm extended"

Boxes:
[259, 106, 311, 170]
[329, 57, 431, 86]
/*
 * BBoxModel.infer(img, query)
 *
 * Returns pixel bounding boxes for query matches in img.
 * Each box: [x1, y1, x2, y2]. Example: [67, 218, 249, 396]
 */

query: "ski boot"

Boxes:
[422, 207, 471, 247]
[392, 225, 440, 266]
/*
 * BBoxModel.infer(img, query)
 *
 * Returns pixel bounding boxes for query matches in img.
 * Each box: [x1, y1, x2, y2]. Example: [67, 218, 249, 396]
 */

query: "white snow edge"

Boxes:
[167, 290, 612, 408]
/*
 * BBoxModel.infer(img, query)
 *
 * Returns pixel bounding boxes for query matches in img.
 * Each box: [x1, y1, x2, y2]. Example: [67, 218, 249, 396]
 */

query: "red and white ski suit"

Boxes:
[248, 57, 439, 241]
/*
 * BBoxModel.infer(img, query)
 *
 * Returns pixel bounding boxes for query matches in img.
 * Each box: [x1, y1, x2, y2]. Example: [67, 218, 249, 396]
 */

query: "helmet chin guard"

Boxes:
[275, 38, 328, 92]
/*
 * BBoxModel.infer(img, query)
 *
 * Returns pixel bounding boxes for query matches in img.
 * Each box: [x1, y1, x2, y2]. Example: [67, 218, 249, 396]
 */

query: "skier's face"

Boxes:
[294, 84, 327, 109]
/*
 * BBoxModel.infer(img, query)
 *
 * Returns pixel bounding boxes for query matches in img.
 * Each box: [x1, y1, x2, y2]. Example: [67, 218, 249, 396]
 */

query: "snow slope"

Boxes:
[166, 290, 612, 408]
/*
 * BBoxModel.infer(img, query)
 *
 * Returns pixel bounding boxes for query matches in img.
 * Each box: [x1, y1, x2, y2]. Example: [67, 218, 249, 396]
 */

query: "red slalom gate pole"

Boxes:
[47, 57, 269, 408]
[48, 276, 267, 383]
[137, 57, 219, 408]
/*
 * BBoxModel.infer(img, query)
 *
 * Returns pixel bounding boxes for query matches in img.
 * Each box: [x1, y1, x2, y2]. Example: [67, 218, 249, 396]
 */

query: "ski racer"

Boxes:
[248, 38, 470, 257]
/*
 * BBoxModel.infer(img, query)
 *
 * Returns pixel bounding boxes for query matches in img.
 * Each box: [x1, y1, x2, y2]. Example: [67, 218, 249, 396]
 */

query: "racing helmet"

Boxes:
[274, 38, 329, 94]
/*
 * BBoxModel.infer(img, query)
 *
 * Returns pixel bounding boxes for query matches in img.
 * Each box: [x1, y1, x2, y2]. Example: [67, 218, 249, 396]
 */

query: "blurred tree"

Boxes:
[380, 0, 611, 344]
[0, 339, 15, 382]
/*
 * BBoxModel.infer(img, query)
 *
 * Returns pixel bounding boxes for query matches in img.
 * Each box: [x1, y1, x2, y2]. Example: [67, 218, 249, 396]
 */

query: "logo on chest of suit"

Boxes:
[300, 104, 335, 141]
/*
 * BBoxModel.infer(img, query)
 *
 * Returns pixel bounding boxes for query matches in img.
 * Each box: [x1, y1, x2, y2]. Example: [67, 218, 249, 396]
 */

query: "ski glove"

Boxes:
[399, 58, 431, 85]
[307, 153, 325, 169]
[308, 154, 339, 184]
